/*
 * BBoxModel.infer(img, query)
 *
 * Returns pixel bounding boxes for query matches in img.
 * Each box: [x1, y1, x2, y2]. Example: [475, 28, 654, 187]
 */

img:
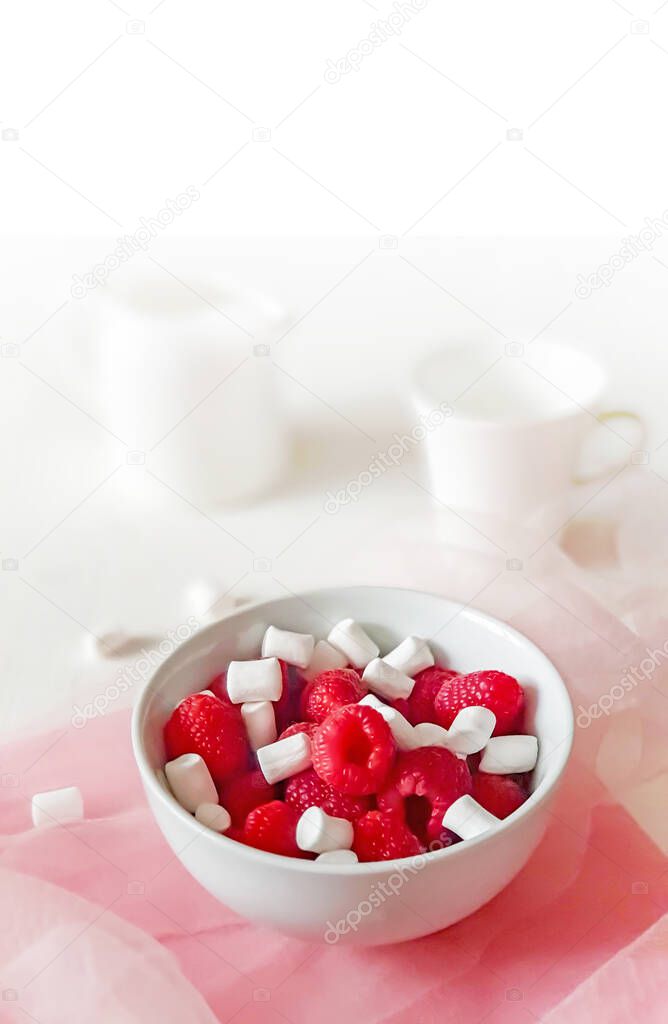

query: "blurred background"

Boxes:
[2, 0, 668, 732]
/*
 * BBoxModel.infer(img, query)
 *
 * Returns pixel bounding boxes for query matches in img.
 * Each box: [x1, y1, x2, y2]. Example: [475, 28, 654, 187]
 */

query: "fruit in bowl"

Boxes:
[132, 587, 573, 944]
[161, 647, 532, 862]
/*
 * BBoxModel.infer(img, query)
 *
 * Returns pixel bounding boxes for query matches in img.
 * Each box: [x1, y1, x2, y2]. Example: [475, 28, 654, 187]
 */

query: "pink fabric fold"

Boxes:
[1, 693, 666, 1020]
[3, 488, 668, 1021]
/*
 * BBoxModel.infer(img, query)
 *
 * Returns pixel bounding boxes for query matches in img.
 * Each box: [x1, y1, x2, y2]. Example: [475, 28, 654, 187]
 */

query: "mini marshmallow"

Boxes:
[31, 786, 84, 828]
[303, 640, 348, 681]
[327, 618, 379, 669]
[359, 694, 416, 751]
[445, 706, 496, 756]
[384, 636, 434, 676]
[241, 700, 277, 751]
[412, 722, 450, 748]
[257, 732, 312, 784]
[442, 795, 499, 840]
[316, 849, 359, 864]
[296, 806, 354, 854]
[479, 735, 538, 774]
[195, 802, 231, 833]
[165, 753, 218, 812]
[362, 658, 414, 701]
[226, 657, 282, 703]
[156, 768, 172, 794]
[262, 625, 314, 669]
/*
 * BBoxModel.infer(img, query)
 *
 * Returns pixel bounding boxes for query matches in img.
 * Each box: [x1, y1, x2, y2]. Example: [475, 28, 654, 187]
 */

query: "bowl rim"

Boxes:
[131, 584, 574, 875]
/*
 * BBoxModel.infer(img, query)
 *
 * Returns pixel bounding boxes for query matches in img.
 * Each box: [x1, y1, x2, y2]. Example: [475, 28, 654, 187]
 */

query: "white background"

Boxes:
[1, 0, 668, 236]
[1, 0, 668, 733]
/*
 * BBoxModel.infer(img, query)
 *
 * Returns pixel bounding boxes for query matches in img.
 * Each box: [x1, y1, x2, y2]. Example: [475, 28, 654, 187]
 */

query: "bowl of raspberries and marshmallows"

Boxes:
[132, 586, 573, 945]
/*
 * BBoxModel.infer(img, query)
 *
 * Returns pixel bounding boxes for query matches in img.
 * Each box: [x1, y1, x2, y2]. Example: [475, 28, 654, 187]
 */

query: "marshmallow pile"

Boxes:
[161, 618, 539, 861]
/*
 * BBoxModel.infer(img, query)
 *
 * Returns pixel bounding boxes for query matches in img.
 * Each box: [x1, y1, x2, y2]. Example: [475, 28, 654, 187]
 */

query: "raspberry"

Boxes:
[218, 770, 276, 826]
[472, 773, 527, 819]
[164, 692, 248, 786]
[312, 703, 394, 795]
[243, 800, 311, 858]
[434, 670, 524, 735]
[353, 810, 423, 862]
[378, 747, 472, 847]
[393, 666, 457, 725]
[284, 768, 371, 822]
[300, 668, 365, 724]
[278, 721, 318, 741]
[207, 673, 231, 703]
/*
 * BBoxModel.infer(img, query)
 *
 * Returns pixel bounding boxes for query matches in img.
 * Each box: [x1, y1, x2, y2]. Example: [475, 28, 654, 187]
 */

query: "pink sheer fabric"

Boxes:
[0, 866, 218, 1024]
[1, 702, 666, 1022]
[2, 470, 668, 1021]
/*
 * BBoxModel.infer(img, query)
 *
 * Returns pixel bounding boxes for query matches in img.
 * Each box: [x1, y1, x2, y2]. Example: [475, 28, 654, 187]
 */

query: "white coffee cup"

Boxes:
[412, 341, 641, 526]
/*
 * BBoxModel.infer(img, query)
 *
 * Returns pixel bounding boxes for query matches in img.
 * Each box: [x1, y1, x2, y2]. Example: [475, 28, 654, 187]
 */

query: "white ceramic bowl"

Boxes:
[132, 586, 573, 946]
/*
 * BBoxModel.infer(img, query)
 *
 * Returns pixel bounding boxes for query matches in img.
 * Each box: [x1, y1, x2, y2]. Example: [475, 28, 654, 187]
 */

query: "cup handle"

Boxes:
[573, 410, 644, 485]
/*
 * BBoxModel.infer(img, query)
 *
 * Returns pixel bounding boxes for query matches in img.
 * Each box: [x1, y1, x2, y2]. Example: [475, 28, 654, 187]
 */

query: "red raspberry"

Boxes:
[278, 721, 318, 741]
[284, 768, 371, 822]
[300, 668, 365, 724]
[472, 773, 527, 819]
[353, 810, 422, 862]
[312, 703, 394, 795]
[378, 747, 472, 847]
[218, 770, 276, 826]
[243, 800, 311, 858]
[207, 673, 231, 703]
[164, 692, 248, 786]
[393, 666, 457, 725]
[434, 670, 524, 735]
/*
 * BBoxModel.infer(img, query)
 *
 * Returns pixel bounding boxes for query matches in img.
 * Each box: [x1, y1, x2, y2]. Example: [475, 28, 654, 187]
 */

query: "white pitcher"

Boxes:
[94, 268, 291, 506]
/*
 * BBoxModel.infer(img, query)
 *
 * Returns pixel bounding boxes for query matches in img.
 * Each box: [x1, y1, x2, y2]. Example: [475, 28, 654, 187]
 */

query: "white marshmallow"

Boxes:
[261, 625, 314, 669]
[195, 802, 231, 833]
[442, 795, 499, 840]
[165, 753, 218, 812]
[257, 732, 312, 784]
[327, 618, 379, 669]
[359, 694, 416, 751]
[226, 657, 282, 703]
[241, 700, 277, 751]
[362, 658, 414, 700]
[156, 768, 172, 794]
[296, 806, 354, 854]
[303, 640, 348, 681]
[316, 849, 359, 864]
[412, 722, 450, 748]
[31, 786, 84, 828]
[384, 636, 434, 676]
[446, 706, 496, 756]
[479, 735, 538, 774]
